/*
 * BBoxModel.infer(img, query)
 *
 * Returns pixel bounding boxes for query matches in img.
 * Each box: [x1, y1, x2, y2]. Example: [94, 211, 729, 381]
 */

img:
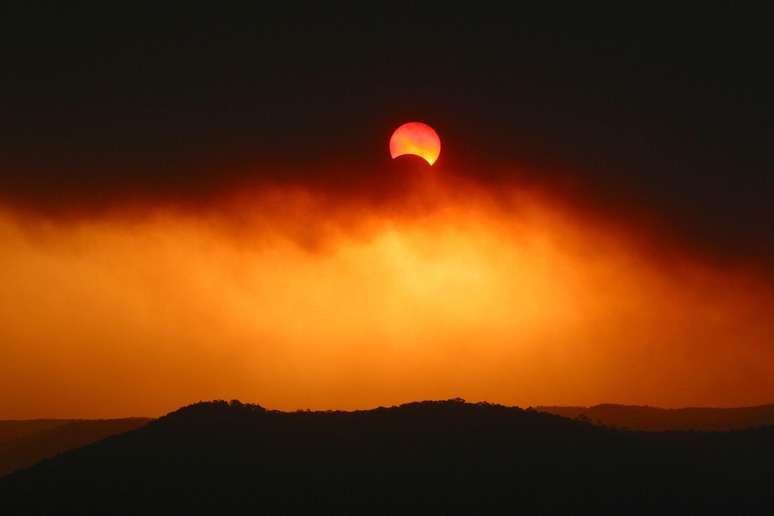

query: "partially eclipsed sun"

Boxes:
[389, 121, 441, 165]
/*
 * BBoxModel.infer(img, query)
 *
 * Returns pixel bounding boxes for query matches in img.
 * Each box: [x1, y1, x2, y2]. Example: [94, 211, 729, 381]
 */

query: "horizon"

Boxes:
[5, 398, 774, 421]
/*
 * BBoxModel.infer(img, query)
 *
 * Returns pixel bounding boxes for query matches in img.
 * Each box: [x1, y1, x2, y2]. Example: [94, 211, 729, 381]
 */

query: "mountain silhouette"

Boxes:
[0, 418, 150, 477]
[0, 420, 79, 445]
[4, 401, 771, 478]
[1, 399, 773, 514]
[538, 403, 774, 431]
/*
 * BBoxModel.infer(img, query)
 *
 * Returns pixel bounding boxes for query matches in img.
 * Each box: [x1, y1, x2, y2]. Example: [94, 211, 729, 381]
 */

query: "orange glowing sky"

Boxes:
[1, 161, 773, 419]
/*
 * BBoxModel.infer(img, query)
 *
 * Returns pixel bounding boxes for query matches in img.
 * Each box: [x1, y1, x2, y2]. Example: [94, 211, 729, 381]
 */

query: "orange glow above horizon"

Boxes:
[389, 121, 441, 165]
[0, 173, 773, 419]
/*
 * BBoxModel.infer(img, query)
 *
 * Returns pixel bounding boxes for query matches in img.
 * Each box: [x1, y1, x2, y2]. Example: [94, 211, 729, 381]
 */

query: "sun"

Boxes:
[389, 121, 441, 165]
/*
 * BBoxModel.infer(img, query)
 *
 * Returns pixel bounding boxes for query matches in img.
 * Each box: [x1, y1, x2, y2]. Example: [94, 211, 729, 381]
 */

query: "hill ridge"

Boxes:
[2, 399, 774, 513]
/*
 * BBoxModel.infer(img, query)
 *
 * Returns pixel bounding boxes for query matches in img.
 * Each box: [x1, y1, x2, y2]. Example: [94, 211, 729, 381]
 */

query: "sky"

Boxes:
[1, 7, 773, 417]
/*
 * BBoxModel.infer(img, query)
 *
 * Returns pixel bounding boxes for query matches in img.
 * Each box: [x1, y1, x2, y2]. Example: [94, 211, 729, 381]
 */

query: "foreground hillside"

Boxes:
[0, 418, 150, 477]
[2, 400, 773, 514]
[3, 401, 772, 477]
[538, 403, 774, 431]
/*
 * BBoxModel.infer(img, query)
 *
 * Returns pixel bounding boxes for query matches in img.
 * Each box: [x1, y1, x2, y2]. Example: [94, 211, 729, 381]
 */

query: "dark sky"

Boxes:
[1, 5, 772, 271]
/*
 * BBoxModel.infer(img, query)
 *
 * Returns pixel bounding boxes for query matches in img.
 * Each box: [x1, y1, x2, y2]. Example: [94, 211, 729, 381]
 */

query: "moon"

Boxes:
[389, 122, 441, 166]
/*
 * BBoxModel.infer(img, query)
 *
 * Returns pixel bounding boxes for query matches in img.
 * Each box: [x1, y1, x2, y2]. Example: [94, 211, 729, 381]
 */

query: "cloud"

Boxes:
[1, 180, 773, 417]
[2, 8, 772, 273]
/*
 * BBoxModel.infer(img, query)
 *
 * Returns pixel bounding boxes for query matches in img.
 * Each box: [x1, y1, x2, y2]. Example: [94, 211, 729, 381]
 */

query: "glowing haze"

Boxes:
[1, 155, 773, 419]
